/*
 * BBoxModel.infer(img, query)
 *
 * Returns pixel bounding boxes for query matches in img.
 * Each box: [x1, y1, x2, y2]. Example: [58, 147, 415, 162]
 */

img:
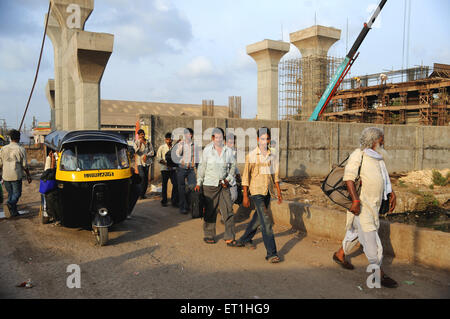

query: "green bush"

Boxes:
[432, 169, 449, 186]
[415, 191, 439, 211]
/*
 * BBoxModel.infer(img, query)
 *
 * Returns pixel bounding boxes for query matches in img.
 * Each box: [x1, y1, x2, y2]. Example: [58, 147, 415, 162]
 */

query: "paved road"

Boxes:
[0, 197, 449, 299]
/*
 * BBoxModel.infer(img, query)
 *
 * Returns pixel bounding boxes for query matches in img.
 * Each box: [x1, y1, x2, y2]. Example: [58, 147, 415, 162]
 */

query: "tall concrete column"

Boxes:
[45, 79, 56, 130]
[46, 0, 113, 131]
[290, 25, 341, 120]
[247, 39, 290, 121]
[45, 11, 64, 130]
[65, 31, 113, 130]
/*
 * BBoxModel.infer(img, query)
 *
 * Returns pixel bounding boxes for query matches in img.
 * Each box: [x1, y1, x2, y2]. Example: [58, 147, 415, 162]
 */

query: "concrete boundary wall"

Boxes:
[256, 201, 450, 270]
[140, 114, 450, 180]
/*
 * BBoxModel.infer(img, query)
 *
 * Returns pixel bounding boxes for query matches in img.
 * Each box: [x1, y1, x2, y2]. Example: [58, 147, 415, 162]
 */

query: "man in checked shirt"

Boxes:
[235, 127, 283, 263]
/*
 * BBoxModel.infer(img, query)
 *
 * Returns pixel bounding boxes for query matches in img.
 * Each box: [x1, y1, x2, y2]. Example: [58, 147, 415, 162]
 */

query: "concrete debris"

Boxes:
[399, 169, 450, 186]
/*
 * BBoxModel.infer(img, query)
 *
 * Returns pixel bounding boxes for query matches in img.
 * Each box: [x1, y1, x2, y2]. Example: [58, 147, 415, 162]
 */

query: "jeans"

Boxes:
[138, 165, 149, 197]
[176, 167, 196, 213]
[161, 170, 178, 205]
[4, 180, 23, 215]
[239, 193, 278, 259]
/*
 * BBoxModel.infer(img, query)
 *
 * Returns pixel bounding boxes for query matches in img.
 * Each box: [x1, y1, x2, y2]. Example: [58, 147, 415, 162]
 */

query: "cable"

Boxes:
[19, 1, 52, 131]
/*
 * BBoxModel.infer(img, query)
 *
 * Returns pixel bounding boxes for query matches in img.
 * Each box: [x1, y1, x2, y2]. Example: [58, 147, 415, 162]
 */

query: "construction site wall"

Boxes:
[141, 115, 450, 180]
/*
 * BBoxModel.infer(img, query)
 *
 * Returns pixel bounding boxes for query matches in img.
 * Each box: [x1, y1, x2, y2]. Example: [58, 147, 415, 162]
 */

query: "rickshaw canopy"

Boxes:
[45, 130, 128, 152]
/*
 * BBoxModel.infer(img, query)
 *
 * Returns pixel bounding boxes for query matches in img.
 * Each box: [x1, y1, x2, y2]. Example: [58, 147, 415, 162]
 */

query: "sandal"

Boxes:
[381, 274, 398, 288]
[203, 237, 216, 244]
[333, 253, 354, 270]
[267, 255, 281, 263]
[226, 240, 239, 247]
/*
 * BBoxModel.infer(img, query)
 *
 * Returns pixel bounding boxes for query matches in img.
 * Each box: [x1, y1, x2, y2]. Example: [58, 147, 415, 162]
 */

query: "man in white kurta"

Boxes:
[342, 148, 384, 266]
[332, 127, 398, 288]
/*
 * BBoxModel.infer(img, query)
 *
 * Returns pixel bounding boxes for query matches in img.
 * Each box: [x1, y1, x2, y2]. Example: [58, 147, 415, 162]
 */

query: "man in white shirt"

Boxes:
[175, 128, 199, 214]
[0, 130, 32, 217]
[133, 129, 155, 199]
[195, 128, 237, 245]
[156, 132, 178, 207]
[332, 127, 398, 288]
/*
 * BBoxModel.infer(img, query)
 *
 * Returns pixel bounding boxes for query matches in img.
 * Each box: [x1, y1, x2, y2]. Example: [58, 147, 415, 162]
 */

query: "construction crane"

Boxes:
[309, 0, 388, 121]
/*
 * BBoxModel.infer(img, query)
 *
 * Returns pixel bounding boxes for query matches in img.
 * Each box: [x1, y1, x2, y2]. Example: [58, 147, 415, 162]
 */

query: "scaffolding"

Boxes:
[228, 96, 242, 118]
[279, 56, 343, 120]
[202, 99, 214, 117]
[340, 65, 430, 90]
[322, 63, 450, 126]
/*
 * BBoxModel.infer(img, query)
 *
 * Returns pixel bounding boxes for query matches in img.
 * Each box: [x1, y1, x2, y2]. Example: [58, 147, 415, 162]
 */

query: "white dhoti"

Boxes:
[343, 215, 383, 267]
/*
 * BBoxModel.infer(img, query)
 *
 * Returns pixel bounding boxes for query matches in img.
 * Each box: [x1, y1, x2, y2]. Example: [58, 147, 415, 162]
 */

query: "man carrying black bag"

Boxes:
[194, 128, 237, 246]
[40, 150, 60, 224]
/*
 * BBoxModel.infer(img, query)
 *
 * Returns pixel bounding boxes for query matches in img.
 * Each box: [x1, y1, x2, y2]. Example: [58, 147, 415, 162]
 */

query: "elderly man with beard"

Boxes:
[332, 127, 398, 288]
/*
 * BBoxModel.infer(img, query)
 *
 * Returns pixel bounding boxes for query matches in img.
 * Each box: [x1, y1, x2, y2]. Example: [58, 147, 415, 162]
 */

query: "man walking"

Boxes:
[195, 128, 237, 245]
[134, 129, 155, 199]
[332, 127, 398, 288]
[156, 132, 178, 207]
[236, 127, 283, 263]
[0, 130, 32, 218]
[175, 128, 198, 214]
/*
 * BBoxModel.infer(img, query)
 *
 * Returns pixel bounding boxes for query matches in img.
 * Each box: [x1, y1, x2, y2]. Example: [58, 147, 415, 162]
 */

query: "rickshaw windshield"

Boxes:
[60, 142, 129, 171]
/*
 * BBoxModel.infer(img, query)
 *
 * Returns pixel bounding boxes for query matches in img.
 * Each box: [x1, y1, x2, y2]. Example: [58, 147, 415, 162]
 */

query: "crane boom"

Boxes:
[309, 0, 388, 121]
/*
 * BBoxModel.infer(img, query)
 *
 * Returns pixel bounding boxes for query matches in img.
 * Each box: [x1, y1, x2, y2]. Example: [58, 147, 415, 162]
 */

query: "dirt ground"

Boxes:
[1, 174, 449, 299]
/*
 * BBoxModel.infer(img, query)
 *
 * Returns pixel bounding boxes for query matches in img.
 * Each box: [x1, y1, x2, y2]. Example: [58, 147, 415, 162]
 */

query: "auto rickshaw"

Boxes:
[43, 130, 140, 245]
[0, 134, 7, 149]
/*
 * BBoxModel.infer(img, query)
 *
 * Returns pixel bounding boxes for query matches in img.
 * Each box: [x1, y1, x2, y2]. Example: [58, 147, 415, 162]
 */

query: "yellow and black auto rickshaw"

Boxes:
[44, 130, 139, 245]
[0, 134, 7, 149]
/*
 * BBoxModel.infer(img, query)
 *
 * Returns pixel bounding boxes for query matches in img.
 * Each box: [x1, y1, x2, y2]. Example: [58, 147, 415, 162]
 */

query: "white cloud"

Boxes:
[180, 56, 216, 77]
[0, 37, 36, 71]
[154, 0, 170, 12]
[87, 0, 193, 61]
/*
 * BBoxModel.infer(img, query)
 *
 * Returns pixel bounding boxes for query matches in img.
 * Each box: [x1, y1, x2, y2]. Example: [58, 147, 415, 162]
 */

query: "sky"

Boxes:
[0, 0, 449, 130]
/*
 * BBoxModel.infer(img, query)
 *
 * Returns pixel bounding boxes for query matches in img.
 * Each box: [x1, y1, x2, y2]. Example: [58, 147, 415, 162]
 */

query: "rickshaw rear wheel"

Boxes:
[94, 227, 108, 246]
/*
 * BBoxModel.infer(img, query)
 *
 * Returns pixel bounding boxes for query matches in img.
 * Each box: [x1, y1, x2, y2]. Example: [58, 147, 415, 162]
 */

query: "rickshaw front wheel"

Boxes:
[93, 226, 109, 246]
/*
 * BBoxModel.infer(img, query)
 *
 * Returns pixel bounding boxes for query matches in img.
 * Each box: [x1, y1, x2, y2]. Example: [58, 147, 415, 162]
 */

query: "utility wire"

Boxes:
[19, 1, 52, 131]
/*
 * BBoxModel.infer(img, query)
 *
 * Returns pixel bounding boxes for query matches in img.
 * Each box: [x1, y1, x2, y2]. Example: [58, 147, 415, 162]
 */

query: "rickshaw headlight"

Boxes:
[98, 208, 108, 216]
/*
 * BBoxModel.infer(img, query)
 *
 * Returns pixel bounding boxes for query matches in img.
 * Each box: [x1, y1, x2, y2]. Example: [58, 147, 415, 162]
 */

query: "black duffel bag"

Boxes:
[321, 155, 362, 211]
[189, 187, 205, 219]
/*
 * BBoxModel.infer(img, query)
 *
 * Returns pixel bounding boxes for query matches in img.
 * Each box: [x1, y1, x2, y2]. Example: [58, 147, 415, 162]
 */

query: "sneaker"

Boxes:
[161, 202, 168, 207]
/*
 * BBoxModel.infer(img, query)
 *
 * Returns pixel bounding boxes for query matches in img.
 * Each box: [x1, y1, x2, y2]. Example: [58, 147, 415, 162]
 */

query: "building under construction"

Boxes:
[279, 59, 449, 126]
[321, 63, 450, 126]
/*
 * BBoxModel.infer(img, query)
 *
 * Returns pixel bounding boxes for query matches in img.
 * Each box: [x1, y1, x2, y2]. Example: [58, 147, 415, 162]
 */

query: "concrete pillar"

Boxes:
[47, 0, 113, 131]
[45, 79, 56, 130]
[247, 39, 290, 121]
[45, 11, 64, 130]
[65, 31, 113, 130]
[290, 25, 341, 120]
